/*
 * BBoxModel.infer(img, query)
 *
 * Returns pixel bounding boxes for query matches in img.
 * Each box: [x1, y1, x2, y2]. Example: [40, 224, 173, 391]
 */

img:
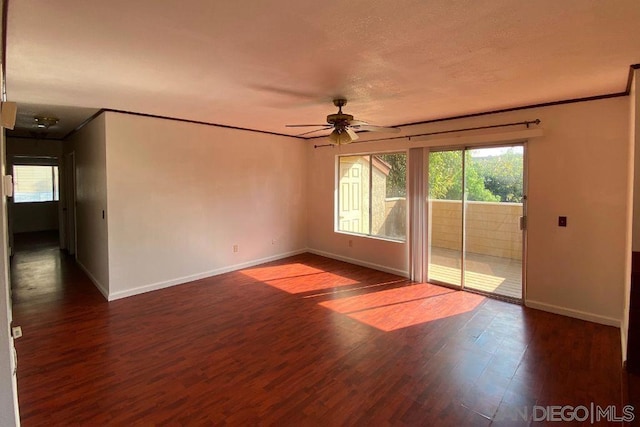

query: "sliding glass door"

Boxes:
[427, 150, 463, 287]
[427, 145, 525, 300]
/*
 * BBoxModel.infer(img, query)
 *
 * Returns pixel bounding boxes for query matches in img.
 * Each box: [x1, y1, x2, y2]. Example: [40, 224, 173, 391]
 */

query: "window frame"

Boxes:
[335, 150, 408, 242]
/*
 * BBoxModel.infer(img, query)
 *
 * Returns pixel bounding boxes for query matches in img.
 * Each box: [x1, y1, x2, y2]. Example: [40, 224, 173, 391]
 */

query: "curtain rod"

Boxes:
[313, 119, 541, 148]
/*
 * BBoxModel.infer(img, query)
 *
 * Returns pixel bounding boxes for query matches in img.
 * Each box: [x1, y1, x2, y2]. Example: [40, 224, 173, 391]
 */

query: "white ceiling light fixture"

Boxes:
[34, 116, 59, 129]
[327, 127, 359, 145]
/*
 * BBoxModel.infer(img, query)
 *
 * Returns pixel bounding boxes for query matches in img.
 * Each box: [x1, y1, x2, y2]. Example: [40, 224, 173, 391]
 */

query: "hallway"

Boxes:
[11, 231, 82, 307]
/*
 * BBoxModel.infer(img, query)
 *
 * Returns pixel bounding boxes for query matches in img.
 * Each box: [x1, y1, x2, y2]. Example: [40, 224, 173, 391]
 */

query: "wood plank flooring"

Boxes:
[11, 234, 626, 425]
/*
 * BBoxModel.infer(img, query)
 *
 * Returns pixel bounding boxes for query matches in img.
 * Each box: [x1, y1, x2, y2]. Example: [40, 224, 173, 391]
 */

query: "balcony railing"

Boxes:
[429, 199, 523, 260]
[382, 199, 523, 260]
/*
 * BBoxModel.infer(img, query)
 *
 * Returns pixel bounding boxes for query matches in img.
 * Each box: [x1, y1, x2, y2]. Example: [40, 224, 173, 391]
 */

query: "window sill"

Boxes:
[334, 230, 406, 244]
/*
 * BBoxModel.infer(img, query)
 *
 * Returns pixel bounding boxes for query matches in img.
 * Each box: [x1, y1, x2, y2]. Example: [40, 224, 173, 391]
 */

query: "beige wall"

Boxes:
[68, 114, 110, 297]
[12, 202, 58, 233]
[307, 97, 629, 325]
[104, 112, 307, 299]
[6, 137, 62, 159]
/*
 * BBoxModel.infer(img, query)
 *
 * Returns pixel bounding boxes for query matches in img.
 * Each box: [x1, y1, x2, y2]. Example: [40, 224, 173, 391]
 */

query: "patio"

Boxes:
[428, 247, 522, 299]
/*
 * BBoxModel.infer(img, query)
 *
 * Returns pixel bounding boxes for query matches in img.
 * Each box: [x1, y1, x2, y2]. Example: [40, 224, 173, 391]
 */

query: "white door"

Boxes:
[339, 160, 364, 233]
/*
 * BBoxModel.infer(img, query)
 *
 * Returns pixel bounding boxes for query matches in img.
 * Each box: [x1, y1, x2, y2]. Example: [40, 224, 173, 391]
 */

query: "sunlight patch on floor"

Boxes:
[319, 283, 454, 314]
[321, 284, 484, 331]
[242, 263, 360, 294]
[241, 263, 325, 282]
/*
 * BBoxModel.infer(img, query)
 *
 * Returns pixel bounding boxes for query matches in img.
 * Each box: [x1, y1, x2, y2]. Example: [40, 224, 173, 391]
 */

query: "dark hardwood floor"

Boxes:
[10, 233, 627, 425]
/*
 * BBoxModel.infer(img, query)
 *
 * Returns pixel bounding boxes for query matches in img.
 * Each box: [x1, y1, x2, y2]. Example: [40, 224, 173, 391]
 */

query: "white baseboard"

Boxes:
[306, 248, 409, 278]
[76, 260, 109, 300]
[108, 249, 307, 301]
[525, 299, 621, 327]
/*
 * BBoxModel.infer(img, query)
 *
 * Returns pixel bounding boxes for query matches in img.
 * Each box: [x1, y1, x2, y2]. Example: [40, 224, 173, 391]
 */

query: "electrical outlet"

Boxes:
[558, 216, 567, 227]
[233, 244, 239, 253]
[348, 240, 353, 247]
[11, 326, 22, 339]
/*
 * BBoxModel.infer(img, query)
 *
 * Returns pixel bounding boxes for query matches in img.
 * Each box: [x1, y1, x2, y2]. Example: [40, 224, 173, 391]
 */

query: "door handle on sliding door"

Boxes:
[519, 216, 526, 231]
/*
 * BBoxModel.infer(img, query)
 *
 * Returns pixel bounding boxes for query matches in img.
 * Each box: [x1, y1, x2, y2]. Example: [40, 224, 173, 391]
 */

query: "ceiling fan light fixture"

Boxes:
[328, 128, 355, 145]
[288, 98, 398, 143]
[34, 116, 59, 129]
[328, 129, 340, 145]
[345, 127, 358, 142]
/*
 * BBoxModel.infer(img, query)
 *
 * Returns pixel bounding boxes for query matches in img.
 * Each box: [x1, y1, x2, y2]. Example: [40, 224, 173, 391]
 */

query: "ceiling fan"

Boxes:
[286, 98, 400, 145]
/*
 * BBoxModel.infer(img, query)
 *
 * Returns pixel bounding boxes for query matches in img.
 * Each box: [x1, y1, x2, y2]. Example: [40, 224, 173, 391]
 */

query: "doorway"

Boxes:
[427, 144, 525, 301]
[63, 151, 76, 256]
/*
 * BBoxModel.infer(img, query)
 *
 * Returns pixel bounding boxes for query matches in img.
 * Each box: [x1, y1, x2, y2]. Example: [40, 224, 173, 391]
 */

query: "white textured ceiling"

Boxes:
[6, 0, 640, 138]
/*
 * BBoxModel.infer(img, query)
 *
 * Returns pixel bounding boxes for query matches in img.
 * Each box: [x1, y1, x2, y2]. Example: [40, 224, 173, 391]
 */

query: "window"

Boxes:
[13, 165, 59, 203]
[337, 152, 406, 240]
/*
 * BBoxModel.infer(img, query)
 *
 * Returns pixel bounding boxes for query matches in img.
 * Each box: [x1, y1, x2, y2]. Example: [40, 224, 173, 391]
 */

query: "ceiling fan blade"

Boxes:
[297, 127, 333, 136]
[353, 124, 401, 133]
[285, 124, 331, 128]
[347, 119, 369, 126]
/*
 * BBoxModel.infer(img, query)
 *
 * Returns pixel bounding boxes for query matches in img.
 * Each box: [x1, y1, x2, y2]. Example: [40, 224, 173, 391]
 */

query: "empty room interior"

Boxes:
[3, 0, 640, 425]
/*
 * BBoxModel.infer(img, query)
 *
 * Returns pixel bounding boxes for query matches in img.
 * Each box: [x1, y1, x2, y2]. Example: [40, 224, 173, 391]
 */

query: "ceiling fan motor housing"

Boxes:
[326, 112, 353, 128]
[285, 97, 399, 141]
[327, 98, 351, 128]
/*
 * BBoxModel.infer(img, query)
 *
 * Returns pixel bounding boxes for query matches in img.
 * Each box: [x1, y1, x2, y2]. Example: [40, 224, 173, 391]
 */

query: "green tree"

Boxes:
[376, 149, 522, 202]
[428, 151, 499, 202]
[473, 149, 523, 202]
[377, 153, 406, 198]
[428, 150, 462, 199]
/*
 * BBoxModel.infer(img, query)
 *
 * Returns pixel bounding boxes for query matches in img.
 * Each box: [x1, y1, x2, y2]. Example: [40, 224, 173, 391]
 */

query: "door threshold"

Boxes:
[426, 279, 522, 305]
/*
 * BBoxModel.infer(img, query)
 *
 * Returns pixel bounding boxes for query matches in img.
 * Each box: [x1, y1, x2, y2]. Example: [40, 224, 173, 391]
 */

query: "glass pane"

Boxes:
[13, 165, 56, 203]
[463, 146, 523, 299]
[337, 156, 370, 235]
[371, 153, 406, 240]
[428, 150, 463, 286]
